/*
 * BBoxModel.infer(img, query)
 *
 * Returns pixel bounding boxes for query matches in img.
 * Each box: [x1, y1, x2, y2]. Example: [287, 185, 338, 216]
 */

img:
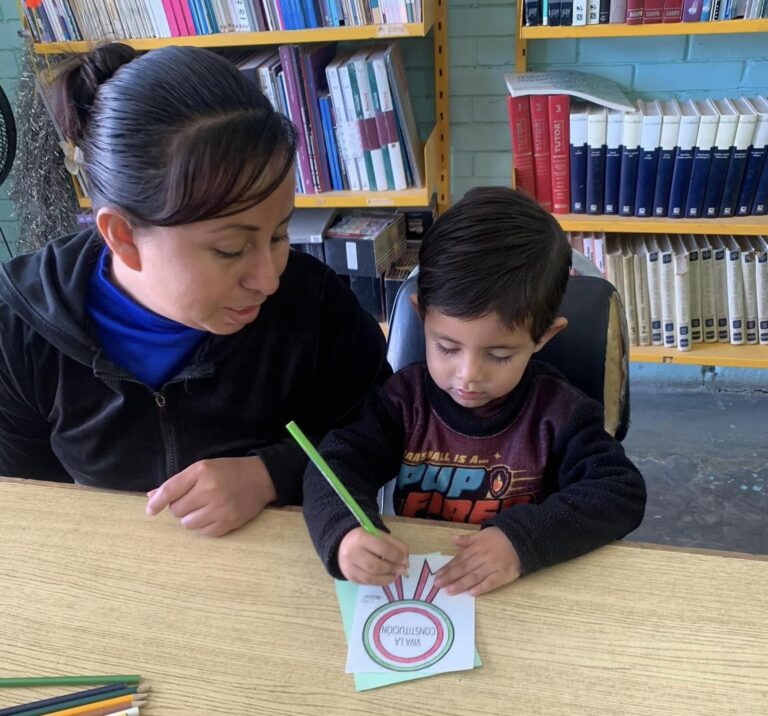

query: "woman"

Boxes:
[0, 43, 390, 536]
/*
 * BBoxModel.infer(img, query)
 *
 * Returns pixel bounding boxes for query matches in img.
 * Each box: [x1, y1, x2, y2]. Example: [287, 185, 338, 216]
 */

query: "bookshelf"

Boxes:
[519, 18, 768, 43]
[514, 9, 768, 369]
[25, 0, 451, 215]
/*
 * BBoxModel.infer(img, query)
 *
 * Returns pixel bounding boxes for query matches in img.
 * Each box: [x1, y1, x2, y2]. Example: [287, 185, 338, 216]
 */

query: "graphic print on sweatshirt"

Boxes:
[384, 365, 570, 525]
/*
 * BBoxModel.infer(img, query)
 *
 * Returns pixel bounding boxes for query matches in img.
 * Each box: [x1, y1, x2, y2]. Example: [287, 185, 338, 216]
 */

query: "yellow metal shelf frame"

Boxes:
[631, 343, 768, 368]
[520, 18, 768, 40]
[551, 214, 768, 236]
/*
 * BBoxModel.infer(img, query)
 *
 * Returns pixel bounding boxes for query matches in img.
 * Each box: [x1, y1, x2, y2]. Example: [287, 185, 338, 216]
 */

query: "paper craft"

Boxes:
[345, 555, 475, 676]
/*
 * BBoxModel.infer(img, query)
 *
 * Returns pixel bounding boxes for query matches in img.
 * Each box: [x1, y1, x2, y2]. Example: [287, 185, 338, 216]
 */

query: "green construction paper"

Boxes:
[334, 576, 482, 691]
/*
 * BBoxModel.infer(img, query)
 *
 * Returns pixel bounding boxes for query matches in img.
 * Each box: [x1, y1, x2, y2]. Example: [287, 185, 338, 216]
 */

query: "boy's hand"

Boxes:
[145, 456, 277, 537]
[434, 527, 522, 597]
[338, 527, 410, 585]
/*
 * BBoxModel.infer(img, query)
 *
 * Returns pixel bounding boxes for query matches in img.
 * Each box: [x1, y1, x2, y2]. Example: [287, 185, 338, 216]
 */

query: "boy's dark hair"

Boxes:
[417, 186, 571, 342]
[53, 43, 297, 227]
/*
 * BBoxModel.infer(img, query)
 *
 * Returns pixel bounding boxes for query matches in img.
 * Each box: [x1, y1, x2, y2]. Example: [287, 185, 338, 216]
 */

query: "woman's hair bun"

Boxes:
[53, 43, 137, 143]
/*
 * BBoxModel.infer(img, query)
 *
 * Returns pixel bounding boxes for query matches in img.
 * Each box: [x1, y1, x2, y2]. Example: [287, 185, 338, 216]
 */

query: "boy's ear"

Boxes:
[409, 294, 420, 313]
[533, 317, 568, 352]
[96, 207, 142, 272]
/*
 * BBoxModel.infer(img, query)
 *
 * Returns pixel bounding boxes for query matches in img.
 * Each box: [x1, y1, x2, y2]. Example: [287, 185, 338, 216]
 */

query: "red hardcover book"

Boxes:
[625, 0, 645, 23]
[548, 95, 571, 215]
[661, 0, 683, 21]
[530, 95, 553, 212]
[642, 0, 663, 22]
[507, 96, 536, 199]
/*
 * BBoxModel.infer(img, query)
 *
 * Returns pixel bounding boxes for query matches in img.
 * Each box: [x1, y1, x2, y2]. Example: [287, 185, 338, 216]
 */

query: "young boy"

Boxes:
[302, 187, 646, 596]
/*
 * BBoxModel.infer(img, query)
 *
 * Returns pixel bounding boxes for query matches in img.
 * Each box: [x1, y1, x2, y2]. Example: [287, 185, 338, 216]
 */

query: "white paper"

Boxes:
[346, 554, 475, 676]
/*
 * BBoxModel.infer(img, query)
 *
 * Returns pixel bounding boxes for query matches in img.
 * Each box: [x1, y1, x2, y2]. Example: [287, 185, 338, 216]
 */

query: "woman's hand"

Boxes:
[146, 456, 277, 536]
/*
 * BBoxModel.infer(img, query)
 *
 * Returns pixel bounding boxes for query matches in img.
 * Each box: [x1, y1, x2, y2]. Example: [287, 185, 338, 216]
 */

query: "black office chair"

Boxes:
[386, 272, 630, 441]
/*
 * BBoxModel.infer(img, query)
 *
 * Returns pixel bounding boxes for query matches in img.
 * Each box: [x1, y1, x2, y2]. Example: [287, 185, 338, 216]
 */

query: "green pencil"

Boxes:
[285, 420, 381, 537]
[0, 676, 140, 689]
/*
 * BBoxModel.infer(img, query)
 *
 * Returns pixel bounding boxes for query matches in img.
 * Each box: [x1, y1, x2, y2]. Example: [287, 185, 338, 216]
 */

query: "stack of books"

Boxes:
[23, 1, 423, 42]
[522, 0, 767, 27]
[232, 42, 424, 195]
[506, 72, 768, 219]
[288, 206, 431, 321]
[570, 232, 768, 350]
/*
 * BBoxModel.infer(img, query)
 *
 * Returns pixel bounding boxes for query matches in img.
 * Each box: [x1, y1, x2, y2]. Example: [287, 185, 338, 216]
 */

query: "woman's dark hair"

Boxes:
[417, 186, 572, 342]
[52, 43, 297, 226]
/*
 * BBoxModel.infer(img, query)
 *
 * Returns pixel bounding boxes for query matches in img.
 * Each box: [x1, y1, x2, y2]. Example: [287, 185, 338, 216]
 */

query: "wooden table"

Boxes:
[1, 479, 767, 715]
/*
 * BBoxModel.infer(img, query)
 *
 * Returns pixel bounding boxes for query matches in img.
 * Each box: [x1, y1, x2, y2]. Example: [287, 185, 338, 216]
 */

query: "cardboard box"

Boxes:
[324, 213, 406, 278]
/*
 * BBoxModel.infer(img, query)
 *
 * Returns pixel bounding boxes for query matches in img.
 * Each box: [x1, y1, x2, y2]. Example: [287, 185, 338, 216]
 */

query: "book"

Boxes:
[618, 101, 643, 217]
[653, 99, 681, 217]
[569, 102, 589, 213]
[504, 70, 635, 112]
[384, 42, 424, 188]
[681, 235, 702, 343]
[635, 100, 662, 217]
[610, 0, 629, 21]
[621, 239, 639, 346]
[722, 236, 746, 345]
[642, 235, 664, 345]
[684, 99, 719, 218]
[694, 235, 717, 343]
[630, 237, 652, 346]
[643, 0, 665, 21]
[370, 47, 409, 191]
[626, 0, 645, 22]
[752, 236, 768, 345]
[531, 95, 554, 211]
[668, 100, 700, 218]
[655, 235, 677, 348]
[735, 236, 759, 344]
[662, 0, 684, 20]
[507, 96, 537, 198]
[604, 109, 624, 215]
[669, 235, 691, 351]
[702, 98, 739, 219]
[586, 105, 607, 215]
[719, 97, 757, 217]
[736, 96, 768, 216]
[711, 236, 730, 342]
[548, 95, 571, 214]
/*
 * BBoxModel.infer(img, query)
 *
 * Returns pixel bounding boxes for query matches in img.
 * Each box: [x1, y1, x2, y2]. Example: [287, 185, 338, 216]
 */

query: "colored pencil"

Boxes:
[0, 679, 140, 690]
[12, 690, 140, 716]
[42, 696, 144, 716]
[0, 685, 132, 716]
[285, 420, 380, 536]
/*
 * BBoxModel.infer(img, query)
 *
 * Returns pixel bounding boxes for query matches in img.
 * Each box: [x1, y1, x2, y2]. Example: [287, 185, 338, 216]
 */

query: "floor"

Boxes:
[622, 383, 768, 556]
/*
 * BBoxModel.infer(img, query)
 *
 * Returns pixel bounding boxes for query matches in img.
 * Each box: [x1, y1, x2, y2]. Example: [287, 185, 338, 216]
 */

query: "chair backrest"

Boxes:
[386, 272, 630, 441]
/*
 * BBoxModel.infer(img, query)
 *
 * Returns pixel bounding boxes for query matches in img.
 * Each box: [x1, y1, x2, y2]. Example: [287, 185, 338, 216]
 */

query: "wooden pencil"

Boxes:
[0, 683, 130, 716]
[30, 695, 142, 716]
[11, 690, 139, 716]
[0, 679, 140, 690]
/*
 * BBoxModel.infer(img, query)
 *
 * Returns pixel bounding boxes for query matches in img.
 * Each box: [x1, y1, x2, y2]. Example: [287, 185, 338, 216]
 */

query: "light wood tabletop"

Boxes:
[1, 478, 767, 715]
